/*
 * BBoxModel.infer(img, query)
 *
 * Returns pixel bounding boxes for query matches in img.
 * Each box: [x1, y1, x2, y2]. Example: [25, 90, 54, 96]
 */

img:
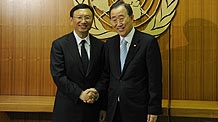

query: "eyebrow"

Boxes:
[111, 14, 125, 18]
[74, 15, 92, 17]
[111, 16, 116, 19]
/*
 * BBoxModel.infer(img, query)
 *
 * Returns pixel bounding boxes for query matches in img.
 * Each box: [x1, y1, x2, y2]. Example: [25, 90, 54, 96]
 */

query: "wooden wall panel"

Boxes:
[171, 0, 218, 100]
[0, 0, 73, 96]
[158, 29, 170, 99]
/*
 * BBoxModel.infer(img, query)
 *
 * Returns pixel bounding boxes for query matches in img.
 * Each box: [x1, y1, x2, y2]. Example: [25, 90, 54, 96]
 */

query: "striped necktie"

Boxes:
[120, 39, 127, 72]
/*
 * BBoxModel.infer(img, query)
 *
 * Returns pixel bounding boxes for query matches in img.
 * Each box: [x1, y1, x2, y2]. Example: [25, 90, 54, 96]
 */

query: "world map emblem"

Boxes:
[73, 0, 178, 39]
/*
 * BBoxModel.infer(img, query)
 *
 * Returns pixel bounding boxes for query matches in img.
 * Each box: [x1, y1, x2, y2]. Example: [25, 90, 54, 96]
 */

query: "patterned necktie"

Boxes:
[120, 39, 127, 72]
[81, 40, 89, 73]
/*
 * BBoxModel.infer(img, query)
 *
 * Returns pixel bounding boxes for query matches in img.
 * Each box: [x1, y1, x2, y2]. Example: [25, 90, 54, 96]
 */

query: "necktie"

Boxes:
[81, 40, 89, 73]
[120, 39, 127, 72]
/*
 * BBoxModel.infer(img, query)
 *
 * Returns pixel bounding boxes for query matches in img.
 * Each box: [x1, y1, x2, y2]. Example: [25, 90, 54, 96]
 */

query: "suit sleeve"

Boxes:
[50, 40, 82, 103]
[95, 41, 110, 92]
[146, 38, 162, 115]
[95, 41, 110, 110]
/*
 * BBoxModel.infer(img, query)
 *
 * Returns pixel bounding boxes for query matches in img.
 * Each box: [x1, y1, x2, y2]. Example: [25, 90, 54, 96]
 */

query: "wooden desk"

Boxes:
[0, 96, 218, 118]
[167, 100, 218, 118]
[0, 96, 54, 112]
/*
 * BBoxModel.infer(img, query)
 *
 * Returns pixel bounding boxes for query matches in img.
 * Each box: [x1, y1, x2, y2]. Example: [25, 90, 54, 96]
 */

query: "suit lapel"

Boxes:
[121, 31, 140, 76]
[112, 36, 122, 76]
[66, 32, 85, 76]
[86, 35, 96, 76]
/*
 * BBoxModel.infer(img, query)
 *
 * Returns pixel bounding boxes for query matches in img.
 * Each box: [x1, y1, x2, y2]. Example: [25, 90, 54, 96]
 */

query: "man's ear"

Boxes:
[69, 17, 73, 25]
[130, 15, 134, 21]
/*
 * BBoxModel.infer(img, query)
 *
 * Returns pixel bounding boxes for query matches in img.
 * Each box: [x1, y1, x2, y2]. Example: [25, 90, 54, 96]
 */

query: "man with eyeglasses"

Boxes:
[50, 4, 106, 122]
[93, 1, 162, 122]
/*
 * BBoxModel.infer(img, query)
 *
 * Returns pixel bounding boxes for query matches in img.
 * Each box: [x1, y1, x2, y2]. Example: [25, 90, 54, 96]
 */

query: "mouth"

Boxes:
[116, 27, 125, 32]
[79, 24, 88, 29]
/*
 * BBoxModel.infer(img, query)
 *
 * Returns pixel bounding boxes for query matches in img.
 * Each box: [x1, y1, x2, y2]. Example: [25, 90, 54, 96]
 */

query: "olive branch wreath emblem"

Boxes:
[74, 0, 178, 39]
[142, 0, 178, 37]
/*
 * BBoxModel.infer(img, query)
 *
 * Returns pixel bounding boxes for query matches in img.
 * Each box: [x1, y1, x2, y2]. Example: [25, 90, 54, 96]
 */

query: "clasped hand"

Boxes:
[79, 88, 99, 103]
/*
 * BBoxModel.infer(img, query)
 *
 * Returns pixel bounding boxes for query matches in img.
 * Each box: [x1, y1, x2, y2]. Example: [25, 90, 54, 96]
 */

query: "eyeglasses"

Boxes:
[74, 16, 92, 21]
[111, 17, 126, 24]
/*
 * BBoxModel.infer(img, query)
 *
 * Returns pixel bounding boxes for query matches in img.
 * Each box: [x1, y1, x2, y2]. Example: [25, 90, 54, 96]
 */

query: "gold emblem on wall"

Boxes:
[74, 0, 178, 39]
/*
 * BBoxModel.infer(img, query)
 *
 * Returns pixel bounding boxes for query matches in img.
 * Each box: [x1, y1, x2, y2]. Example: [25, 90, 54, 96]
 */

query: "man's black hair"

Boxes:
[70, 4, 94, 17]
[109, 1, 133, 18]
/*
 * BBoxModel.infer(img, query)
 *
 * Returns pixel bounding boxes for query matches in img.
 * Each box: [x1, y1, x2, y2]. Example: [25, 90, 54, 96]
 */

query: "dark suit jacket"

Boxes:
[50, 32, 105, 122]
[96, 29, 162, 122]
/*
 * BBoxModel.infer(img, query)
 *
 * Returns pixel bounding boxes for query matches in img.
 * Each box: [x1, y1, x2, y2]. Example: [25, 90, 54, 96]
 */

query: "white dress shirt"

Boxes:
[73, 31, 90, 59]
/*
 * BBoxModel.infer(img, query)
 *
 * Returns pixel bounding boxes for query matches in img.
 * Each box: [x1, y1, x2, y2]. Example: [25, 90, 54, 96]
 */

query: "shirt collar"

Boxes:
[73, 31, 90, 46]
[120, 27, 135, 45]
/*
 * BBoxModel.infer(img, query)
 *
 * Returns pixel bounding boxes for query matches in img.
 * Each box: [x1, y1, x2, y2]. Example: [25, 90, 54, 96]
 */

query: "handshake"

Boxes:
[79, 88, 99, 103]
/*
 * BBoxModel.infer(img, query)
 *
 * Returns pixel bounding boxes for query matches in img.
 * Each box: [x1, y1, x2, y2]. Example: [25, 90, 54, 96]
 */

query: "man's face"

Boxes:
[110, 5, 134, 37]
[70, 8, 93, 37]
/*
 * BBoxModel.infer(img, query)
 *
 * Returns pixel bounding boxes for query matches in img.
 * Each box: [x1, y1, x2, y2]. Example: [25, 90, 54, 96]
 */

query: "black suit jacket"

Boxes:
[50, 32, 105, 122]
[96, 29, 162, 122]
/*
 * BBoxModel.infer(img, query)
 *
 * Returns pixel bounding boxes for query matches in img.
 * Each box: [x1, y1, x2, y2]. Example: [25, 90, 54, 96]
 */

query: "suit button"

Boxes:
[120, 80, 122, 82]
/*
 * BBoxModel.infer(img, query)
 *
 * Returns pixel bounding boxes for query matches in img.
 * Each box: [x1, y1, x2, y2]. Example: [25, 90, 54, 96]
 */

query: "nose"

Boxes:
[117, 21, 123, 26]
[81, 18, 86, 23]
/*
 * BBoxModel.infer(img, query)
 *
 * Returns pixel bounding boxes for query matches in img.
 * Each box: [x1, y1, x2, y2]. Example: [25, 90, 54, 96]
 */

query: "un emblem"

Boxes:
[73, 0, 178, 39]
